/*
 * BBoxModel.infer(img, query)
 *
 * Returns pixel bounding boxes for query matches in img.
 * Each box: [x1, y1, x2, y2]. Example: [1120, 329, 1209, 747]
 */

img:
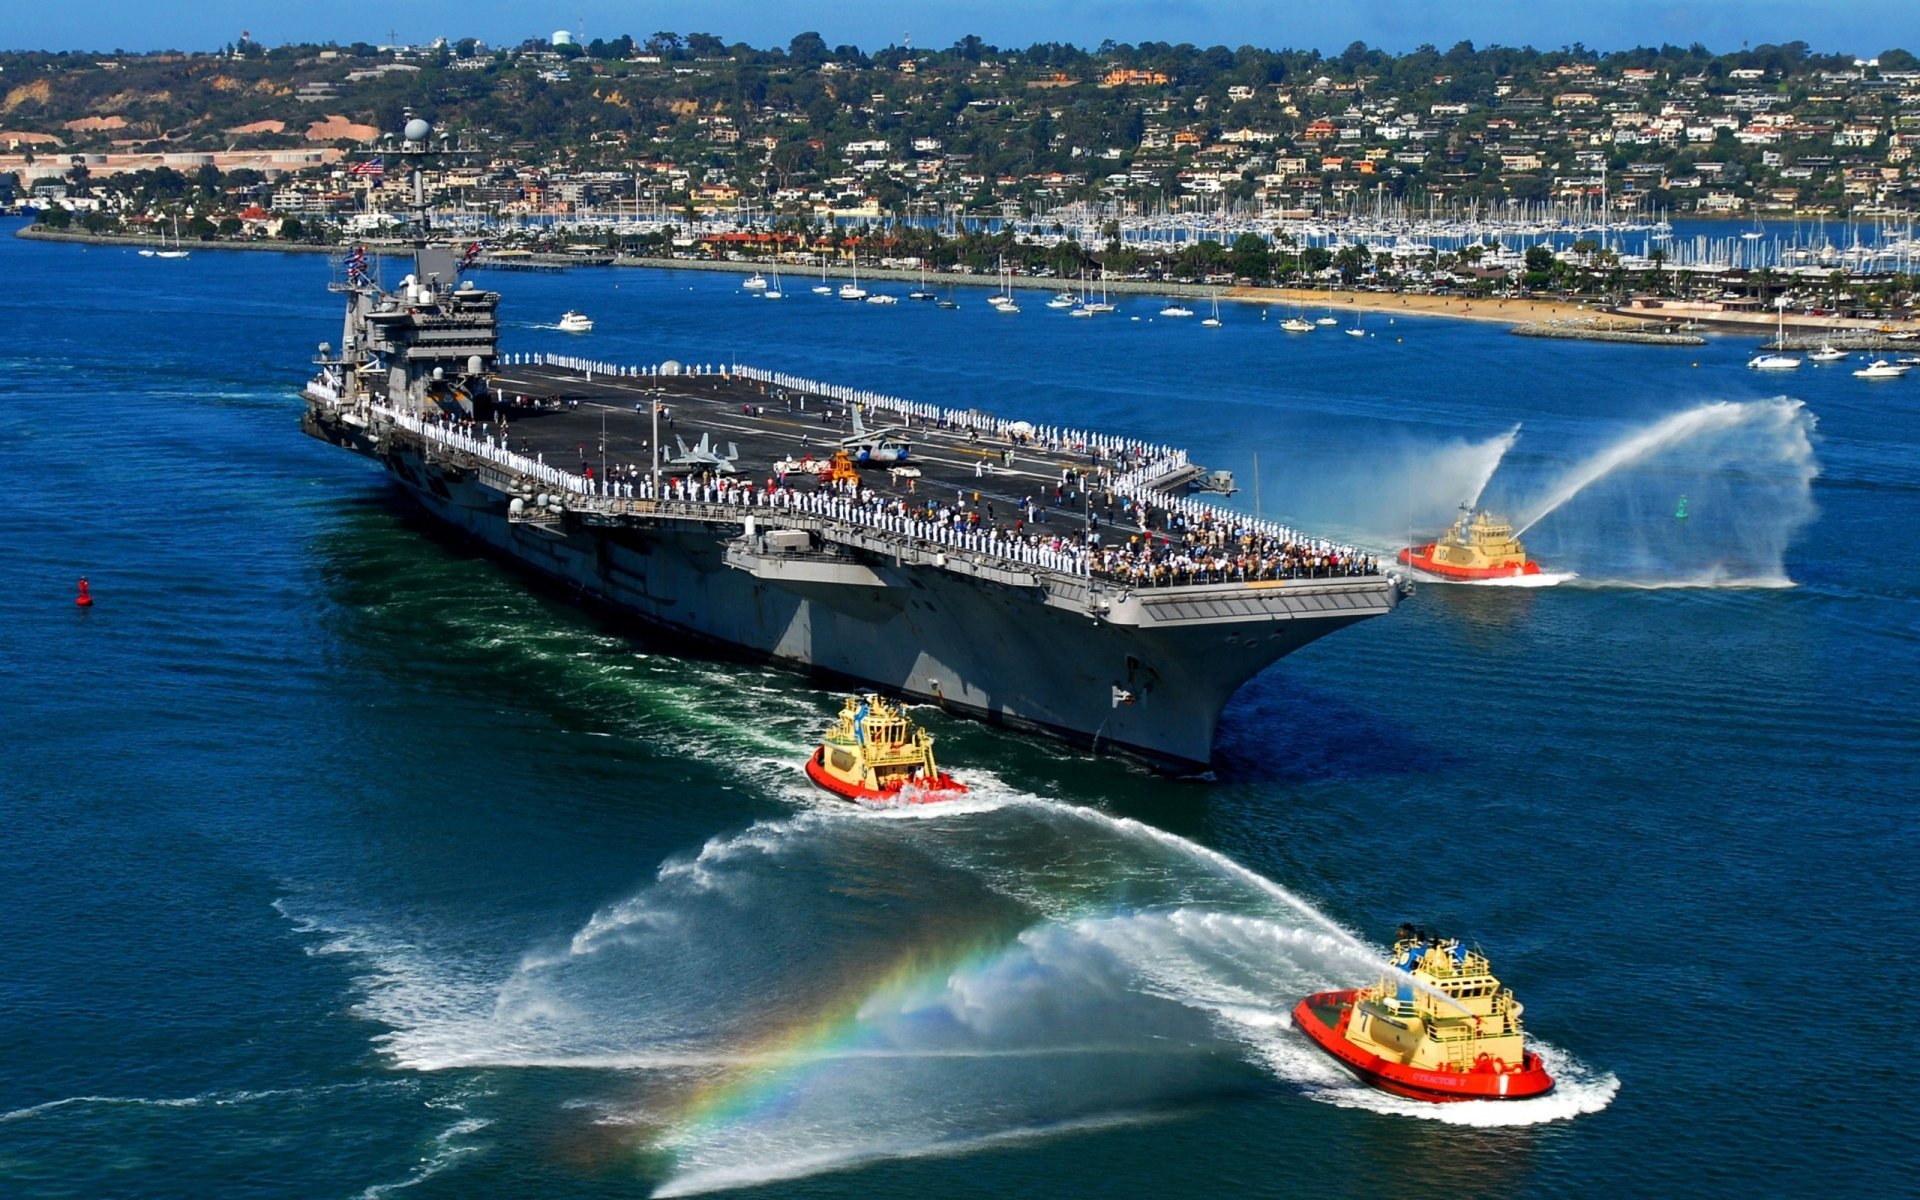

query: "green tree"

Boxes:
[787, 31, 828, 64]
[1333, 242, 1370, 282]
[1228, 231, 1270, 281]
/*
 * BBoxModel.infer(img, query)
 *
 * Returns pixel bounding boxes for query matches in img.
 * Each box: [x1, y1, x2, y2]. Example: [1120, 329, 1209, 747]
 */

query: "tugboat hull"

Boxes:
[1294, 990, 1554, 1101]
[1397, 544, 1540, 580]
[804, 746, 965, 804]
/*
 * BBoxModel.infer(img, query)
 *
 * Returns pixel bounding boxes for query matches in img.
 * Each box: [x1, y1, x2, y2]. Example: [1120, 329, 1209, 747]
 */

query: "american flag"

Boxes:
[348, 156, 385, 178]
[459, 242, 482, 269]
[345, 244, 369, 286]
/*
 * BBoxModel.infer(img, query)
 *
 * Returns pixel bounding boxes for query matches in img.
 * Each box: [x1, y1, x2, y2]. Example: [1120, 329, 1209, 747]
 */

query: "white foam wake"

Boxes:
[1419, 570, 1578, 588]
[280, 772, 1615, 1192]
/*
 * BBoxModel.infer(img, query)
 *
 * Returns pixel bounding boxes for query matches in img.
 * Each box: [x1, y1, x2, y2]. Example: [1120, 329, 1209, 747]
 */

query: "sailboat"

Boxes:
[1315, 273, 1338, 324]
[1082, 270, 1115, 314]
[154, 216, 191, 259]
[1747, 299, 1801, 371]
[812, 252, 833, 295]
[837, 255, 867, 300]
[1201, 293, 1222, 328]
[985, 257, 1020, 311]
[908, 261, 935, 301]
[762, 265, 783, 300]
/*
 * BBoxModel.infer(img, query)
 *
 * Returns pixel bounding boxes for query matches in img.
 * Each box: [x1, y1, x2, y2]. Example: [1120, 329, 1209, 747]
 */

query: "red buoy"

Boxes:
[76, 577, 93, 608]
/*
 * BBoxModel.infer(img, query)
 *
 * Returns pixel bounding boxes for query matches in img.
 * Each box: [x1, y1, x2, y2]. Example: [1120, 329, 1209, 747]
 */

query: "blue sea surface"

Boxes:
[1, 227, 1913, 1197]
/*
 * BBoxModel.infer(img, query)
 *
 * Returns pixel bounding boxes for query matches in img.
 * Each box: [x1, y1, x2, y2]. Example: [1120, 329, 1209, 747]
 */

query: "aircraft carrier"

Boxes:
[300, 241, 1401, 772]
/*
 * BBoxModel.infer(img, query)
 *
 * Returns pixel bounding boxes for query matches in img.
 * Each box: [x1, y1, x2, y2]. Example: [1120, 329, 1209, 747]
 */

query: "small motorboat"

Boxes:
[557, 310, 594, 333]
[1397, 506, 1541, 580]
[804, 694, 967, 804]
[1159, 303, 1195, 318]
[1807, 344, 1848, 363]
[1280, 316, 1316, 333]
[741, 271, 768, 291]
[1294, 925, 1555, 1102]
[1853, 358, 1910, 380]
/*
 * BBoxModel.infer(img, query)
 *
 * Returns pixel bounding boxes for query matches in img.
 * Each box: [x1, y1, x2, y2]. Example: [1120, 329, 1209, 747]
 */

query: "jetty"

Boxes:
[1511, 318, 1705, 346]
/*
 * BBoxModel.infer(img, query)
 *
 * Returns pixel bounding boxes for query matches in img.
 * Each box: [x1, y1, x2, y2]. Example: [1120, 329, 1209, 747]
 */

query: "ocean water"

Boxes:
[2, 227, 1912, 1198]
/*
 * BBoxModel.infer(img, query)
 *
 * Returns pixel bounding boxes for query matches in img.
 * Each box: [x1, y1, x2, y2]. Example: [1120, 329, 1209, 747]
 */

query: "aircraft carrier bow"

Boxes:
[301, 245, 1401, 772]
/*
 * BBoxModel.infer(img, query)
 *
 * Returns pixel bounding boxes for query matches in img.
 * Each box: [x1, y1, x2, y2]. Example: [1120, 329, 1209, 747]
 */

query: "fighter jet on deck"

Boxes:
[665, 431, 742, 474]
[838, 403, 912, 465]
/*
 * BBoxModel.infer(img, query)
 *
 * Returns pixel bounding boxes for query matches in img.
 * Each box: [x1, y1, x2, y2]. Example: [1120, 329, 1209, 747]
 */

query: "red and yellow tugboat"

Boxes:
[1397, 507, 1541, 580]
[804, 694, 968, 804]
[1294, 926, 1554, 1102]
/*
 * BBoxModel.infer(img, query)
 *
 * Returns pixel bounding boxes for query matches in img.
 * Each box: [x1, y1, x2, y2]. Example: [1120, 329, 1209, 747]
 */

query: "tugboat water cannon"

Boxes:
[1294, 925, 1554, 1101]
[1397, 505, 1542, 581]
[805, 694, 968, 803]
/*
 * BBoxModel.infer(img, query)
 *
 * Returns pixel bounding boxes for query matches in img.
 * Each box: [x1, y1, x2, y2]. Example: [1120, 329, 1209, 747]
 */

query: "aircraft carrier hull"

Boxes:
[310, 414, 1394, 772]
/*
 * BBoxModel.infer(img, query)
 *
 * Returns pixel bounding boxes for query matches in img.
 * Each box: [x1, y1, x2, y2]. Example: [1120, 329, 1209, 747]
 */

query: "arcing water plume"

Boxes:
[1460, 424, 1522, 511]
[281, 787, 1615, 1196]
[1515, 399, 1814, 537]
[1506, 399, 1818, 586]
[1288, 424, 1520, 546]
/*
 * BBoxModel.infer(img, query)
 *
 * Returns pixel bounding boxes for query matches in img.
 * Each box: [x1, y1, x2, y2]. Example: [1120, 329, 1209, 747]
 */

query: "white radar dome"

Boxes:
[404, 118, 431, 142]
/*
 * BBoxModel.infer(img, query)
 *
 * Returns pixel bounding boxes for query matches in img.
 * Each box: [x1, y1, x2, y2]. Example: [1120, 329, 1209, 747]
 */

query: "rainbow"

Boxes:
[653, 929, 1013, 1159]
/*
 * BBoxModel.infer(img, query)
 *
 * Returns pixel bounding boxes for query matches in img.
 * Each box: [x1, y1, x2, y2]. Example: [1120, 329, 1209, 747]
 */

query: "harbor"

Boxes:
[6, 223, 1912, 1200]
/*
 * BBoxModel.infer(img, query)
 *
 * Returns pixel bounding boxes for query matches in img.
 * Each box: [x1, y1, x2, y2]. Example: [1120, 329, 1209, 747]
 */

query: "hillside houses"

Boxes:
[5, 36, 1916, 227]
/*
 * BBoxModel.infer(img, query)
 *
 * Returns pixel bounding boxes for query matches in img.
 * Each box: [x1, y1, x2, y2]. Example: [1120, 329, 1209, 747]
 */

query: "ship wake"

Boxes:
[281, 786, 1616, 1193]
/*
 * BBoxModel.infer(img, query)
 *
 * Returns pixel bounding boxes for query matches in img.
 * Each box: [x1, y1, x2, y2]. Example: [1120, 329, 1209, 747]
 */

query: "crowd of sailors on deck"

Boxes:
[411, 408, 1376, 585]
[569, 468, 1376, 584]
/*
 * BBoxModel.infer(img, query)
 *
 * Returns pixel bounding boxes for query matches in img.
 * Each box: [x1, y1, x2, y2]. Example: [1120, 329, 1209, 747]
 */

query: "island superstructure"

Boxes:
[301, 241, 1401, 771]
